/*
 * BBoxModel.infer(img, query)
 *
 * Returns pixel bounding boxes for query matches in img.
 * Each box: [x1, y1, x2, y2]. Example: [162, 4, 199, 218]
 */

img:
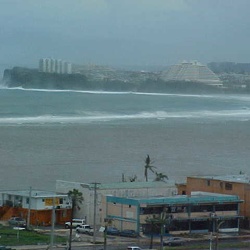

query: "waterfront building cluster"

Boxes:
[0, 174, 249, 236]
[39, 58, 72, 74]
[73, 63, 157, 83]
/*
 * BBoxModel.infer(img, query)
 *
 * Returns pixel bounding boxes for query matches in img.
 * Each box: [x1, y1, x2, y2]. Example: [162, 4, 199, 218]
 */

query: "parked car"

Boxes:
[120, 229, 138, 238]
[64, 218, 86, 229]
[8, 217, 26, 227]
[127, 247, 142, 250]
[163, 237, 187, 246]
[106, 227, 120, 235]
[76, 224, 94, 235]
[127, 246, 155, 250]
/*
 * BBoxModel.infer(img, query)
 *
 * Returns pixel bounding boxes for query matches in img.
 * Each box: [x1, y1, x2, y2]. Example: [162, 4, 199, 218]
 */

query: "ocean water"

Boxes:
[0, 87, 250, 191]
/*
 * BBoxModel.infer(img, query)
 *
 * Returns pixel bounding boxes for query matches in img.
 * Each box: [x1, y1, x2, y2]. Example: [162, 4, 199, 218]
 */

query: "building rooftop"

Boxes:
[107, 191, 242, 206]
[57, 180, 176, 191]
[189, 174, 250, 184]
[95, 181, 176, 190]
[0, 190, 67, 198]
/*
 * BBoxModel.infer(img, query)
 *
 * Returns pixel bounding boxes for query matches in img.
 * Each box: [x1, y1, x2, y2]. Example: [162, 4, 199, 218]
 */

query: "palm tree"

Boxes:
[154, 172, 168, 182]
[67, 189, 84, 250]
[145, 215, 157, 249]
[145, 212, 172, 250]
[157, 212, 171, 250]
[144, 154, 156, 182]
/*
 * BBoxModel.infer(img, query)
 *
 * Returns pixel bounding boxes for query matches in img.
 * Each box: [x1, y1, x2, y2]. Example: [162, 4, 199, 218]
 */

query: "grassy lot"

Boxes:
[0, 226, 67, 246]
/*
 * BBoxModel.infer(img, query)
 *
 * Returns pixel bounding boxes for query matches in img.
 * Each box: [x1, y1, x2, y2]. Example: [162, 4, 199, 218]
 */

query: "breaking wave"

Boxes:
[0, 109, 250, 125]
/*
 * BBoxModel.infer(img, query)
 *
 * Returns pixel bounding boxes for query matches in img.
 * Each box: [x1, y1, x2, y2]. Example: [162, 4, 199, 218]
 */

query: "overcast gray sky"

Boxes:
[0, 0, 250, 69]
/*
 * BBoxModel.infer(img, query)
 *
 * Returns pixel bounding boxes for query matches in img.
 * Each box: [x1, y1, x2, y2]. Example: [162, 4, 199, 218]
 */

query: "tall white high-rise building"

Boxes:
[39, 58, 46, 72]
[45, 58, 51, 73]
[38, 58, 72, 74]
[50, 58, 56, 73]
[64, 62, 72, 74]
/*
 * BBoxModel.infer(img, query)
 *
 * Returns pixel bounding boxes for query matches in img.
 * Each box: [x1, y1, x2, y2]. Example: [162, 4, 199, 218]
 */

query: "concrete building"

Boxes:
[0, 190, 71, 226]
[39, 58, 72, 74]
[177, 174, 250, 228]
[56, 180, 177, 227]
[104, 191, 242, 235]
[160, 60, 221, 85]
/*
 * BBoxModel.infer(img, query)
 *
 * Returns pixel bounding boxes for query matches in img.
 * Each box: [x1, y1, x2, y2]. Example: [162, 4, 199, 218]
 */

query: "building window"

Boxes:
[206, 180, 211, 186]
[129, 205, 131, 208]
[26, 198, 29, 204]
[225, 183, 233, 190]
[60, 198, 63, 204]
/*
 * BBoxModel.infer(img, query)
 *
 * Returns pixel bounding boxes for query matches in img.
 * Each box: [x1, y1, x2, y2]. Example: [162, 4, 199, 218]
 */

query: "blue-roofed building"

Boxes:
[56, 180, 177, 226]
[104, 191, 243, 235]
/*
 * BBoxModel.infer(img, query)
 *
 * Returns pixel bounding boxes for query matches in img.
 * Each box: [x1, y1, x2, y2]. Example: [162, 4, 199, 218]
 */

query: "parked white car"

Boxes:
[127, 247, 142, 250]
[76, 224, 94, 235]
[127, 247, 155, 250]
[64, 219, 86, 229]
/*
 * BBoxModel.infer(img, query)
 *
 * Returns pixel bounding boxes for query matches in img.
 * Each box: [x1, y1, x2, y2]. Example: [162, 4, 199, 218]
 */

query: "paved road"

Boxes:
[11, 229, 250, 250]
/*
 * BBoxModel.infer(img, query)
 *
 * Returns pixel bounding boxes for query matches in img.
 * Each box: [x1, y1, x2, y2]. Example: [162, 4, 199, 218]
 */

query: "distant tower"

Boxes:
[39, 58, 46, 72]
[50, 58, 56, 73]
[45, 58, 51, 73]
[39, 58, 72, 74]
[64, 62, 72, 74]
[60, 60, 65, 74]
[55, 59, 61, 74]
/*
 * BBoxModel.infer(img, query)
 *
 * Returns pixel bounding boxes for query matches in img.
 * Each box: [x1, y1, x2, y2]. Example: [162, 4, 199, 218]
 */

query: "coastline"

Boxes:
[3, 66, 249, 95]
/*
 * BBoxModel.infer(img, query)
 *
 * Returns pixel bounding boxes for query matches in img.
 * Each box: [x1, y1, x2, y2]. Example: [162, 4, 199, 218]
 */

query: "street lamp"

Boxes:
[209, 212, 216, 250]
[209, 213, 224, 250]
[215, 220, 225, 250]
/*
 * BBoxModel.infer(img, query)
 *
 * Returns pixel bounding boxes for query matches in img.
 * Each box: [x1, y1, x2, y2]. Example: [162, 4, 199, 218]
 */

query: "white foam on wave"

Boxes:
[4, 87, 250, 104]
[4, 87, 132, 95]
[1, 109, 250, 125]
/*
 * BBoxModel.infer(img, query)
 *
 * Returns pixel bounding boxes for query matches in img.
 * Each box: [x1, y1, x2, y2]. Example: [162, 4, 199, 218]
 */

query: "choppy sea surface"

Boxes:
[0, 86, 250, 191]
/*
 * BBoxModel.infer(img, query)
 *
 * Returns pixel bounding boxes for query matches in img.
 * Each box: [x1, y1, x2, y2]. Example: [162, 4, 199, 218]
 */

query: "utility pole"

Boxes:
[50, 197, 56, 249]
[27, 186, 32, 228]
[92, 182, 100, 245]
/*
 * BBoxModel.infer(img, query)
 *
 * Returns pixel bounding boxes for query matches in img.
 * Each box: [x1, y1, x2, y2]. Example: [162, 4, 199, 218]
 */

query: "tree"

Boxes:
[145, 216, 157, 249]
[67, 189, 84, 250]
[144, 154, 156, 182]
[145, 212, 172, 250]
[154, 172, 168, 182]
[157, 212, 172, 250]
